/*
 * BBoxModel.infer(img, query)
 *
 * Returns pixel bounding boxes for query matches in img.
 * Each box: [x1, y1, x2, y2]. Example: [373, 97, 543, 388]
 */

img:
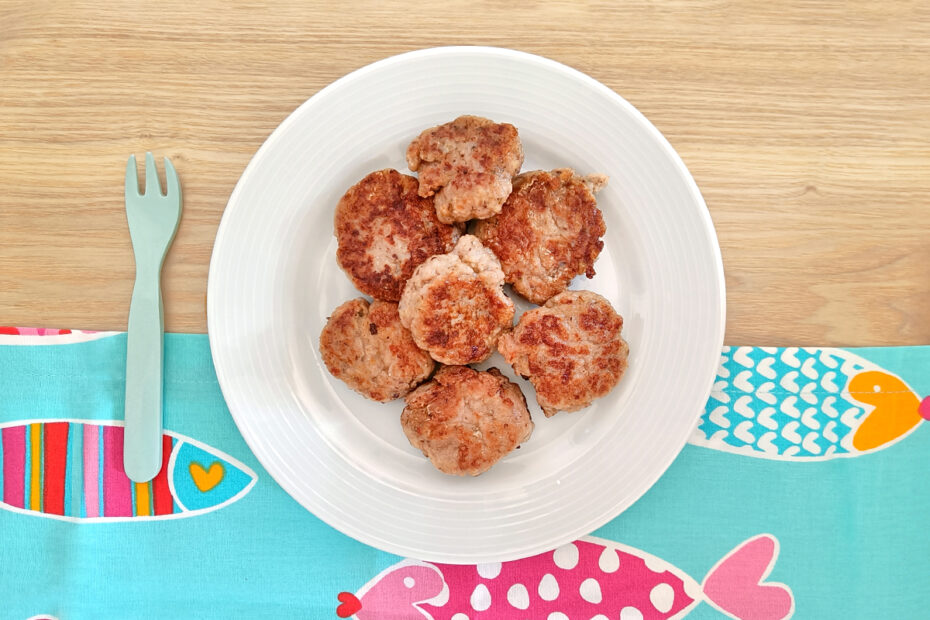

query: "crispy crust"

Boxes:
[398, 235, 514, 365]
[402, 365, 533, 476]
[335, 169, 462, 301]
[406, 115, 524, 224]
[497, 290, 628, 416]
[473, 169, 607, 304]
[319, 298, 435, 402]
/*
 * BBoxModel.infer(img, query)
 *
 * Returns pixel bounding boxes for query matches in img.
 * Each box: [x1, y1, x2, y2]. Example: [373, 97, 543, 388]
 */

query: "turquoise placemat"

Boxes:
[0, 329, 928, 619]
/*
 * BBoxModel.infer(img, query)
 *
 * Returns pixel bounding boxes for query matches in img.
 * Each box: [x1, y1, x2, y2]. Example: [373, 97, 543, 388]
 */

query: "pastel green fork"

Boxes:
[123, 153, 182, 482]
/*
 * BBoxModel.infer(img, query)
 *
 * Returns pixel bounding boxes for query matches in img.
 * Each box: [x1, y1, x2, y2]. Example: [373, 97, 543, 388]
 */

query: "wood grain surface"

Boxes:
[1, 1, 928, 345]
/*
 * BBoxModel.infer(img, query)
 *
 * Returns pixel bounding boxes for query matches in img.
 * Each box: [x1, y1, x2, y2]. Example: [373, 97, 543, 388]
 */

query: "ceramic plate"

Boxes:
[207, 47, 725, 563]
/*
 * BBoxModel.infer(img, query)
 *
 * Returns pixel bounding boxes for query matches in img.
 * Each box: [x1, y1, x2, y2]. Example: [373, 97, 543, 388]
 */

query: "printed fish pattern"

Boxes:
[0, 327, 114, 344]
[690, 346, 930, 460]
[0, 327, 77, 336]
[0, 420, 256, 521]
[337, 534, 793, 620]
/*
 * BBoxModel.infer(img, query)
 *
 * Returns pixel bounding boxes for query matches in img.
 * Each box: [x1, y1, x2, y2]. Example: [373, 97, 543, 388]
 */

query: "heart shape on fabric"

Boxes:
[703, 534, 794, 620]
[190, 461, 224, 492]
[336, 591, 362, 618]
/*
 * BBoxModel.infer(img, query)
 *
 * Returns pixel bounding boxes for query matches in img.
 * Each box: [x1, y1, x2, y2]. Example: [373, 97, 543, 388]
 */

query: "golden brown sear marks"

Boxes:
[473, 169, 607, 305]
[399, 235, 514, 365]
[335, 169, 462, 302]
[320, 298, 435, 402]
[498, 290, 628, 416]
[406, 115, 524, 224]
[402, 365, 533, 476]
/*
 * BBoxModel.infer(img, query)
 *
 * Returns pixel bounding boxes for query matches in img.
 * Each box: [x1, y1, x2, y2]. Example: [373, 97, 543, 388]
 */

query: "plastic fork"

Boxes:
[123, 153, 182, 482]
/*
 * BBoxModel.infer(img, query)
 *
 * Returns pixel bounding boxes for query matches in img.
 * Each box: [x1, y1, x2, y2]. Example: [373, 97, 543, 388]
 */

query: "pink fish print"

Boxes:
[0, 326, 112, 344]
[337, 534, 793, 620]
[0, 327, 75, 336]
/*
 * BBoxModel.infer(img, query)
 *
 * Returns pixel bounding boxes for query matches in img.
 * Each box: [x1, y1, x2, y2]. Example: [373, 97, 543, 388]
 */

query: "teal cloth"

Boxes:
[0, 333, 928, 619]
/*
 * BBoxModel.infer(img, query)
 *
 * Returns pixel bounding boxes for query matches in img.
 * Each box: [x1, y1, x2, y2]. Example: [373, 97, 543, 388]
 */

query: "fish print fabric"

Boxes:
[0, 421, 256, 520]
[339, 535, 793, 620]
[691, 346, 928, 460]
[1, 329, 928, 619]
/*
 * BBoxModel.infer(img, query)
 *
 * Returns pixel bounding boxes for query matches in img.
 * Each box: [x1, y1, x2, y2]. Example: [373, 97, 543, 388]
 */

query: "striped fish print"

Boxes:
[0, 420, 256, 521]
[0, 327, 116, 344]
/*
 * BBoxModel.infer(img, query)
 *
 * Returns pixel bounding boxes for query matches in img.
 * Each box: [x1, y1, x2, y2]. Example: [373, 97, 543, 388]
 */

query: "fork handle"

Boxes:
[124, 269, 165, 482]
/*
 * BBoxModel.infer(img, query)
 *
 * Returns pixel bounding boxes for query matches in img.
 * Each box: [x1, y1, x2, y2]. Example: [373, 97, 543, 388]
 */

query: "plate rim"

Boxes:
[207, 45, 726, 563]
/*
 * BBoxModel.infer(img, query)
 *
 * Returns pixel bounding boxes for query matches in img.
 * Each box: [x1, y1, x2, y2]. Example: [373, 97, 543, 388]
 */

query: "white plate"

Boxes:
[207, 47, 725, 564]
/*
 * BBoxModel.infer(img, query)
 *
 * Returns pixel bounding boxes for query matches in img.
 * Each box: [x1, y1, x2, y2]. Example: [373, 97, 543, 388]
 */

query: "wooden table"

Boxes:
[1, 1, 927, 346]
